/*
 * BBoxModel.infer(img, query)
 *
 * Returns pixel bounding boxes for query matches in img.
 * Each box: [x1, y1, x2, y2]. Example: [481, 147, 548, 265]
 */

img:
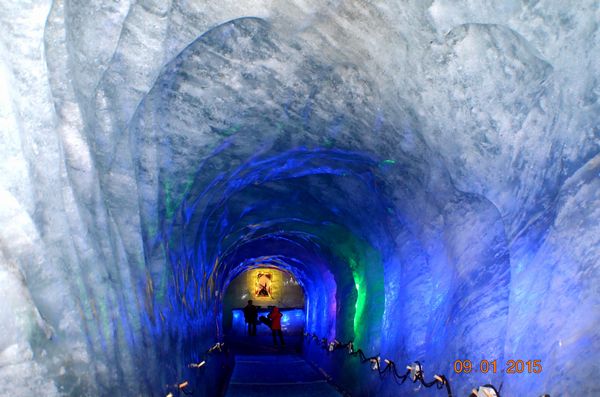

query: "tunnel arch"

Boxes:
[220, 263, 308, 336]
[156, 147, 393, 348]
[123, 15, 513, 396]
[6, 12, 515, 397]
[219, 246, 338, 341]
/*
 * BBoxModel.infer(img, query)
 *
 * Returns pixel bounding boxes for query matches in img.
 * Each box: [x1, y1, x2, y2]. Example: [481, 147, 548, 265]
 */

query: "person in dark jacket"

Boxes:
[243, 300, 258, 336]
[268, 306, 285, 346]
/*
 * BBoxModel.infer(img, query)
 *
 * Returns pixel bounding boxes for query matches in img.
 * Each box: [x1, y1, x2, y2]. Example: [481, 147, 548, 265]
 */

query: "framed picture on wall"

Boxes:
[255, 272, 273, 299]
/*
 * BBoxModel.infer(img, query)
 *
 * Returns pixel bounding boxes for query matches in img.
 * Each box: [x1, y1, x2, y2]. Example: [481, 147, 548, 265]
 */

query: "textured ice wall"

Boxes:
[0, 1, 598, 396]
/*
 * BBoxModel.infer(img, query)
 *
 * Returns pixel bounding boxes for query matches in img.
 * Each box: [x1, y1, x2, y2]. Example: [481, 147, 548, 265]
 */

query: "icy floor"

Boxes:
[226, 355, 340, 397]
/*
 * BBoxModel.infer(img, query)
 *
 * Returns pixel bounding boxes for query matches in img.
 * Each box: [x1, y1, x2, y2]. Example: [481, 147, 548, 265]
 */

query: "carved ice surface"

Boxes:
[0, 1, 598, 396]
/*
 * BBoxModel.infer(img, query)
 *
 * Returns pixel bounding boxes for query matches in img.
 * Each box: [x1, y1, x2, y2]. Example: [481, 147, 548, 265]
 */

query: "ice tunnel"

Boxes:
[0, 1, 598, 396]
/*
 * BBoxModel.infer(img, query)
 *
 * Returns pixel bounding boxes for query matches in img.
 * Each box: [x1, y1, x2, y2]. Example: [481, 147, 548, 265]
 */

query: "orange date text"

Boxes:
[453, 359, 542, 374]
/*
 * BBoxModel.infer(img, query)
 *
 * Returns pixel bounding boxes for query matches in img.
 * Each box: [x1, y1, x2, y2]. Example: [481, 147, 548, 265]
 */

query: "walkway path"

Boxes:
[224, 354, 342, 397]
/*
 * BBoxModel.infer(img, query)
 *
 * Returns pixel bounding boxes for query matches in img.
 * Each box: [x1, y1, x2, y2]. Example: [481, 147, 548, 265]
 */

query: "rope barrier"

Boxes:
[165, 342, 226, 396]
[302, 332, 548, 397]
[164, 334, 551, 397]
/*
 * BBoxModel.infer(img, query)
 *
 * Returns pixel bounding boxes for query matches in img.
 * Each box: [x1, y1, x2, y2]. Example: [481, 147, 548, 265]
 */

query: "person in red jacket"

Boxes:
[267, 306, 285, 346]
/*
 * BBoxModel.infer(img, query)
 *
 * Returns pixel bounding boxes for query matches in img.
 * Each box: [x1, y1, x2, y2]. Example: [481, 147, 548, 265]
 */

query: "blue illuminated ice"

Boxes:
[0, 1, 597, 396]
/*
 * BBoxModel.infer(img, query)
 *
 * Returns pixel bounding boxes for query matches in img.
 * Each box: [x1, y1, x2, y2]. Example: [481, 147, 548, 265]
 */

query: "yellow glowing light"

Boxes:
[178, 381, 188, 389]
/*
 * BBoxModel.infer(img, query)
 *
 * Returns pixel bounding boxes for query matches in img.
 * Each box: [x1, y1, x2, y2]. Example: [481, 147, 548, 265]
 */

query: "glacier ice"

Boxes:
[0, 1, 598, 396]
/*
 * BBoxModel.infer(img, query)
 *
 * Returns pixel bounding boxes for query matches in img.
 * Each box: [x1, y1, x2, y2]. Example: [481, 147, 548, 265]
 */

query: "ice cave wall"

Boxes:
[0, 1, 598, 396]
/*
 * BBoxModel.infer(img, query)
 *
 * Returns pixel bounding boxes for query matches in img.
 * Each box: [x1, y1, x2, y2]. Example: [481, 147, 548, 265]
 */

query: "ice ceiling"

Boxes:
[0, 1, 598, 396]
